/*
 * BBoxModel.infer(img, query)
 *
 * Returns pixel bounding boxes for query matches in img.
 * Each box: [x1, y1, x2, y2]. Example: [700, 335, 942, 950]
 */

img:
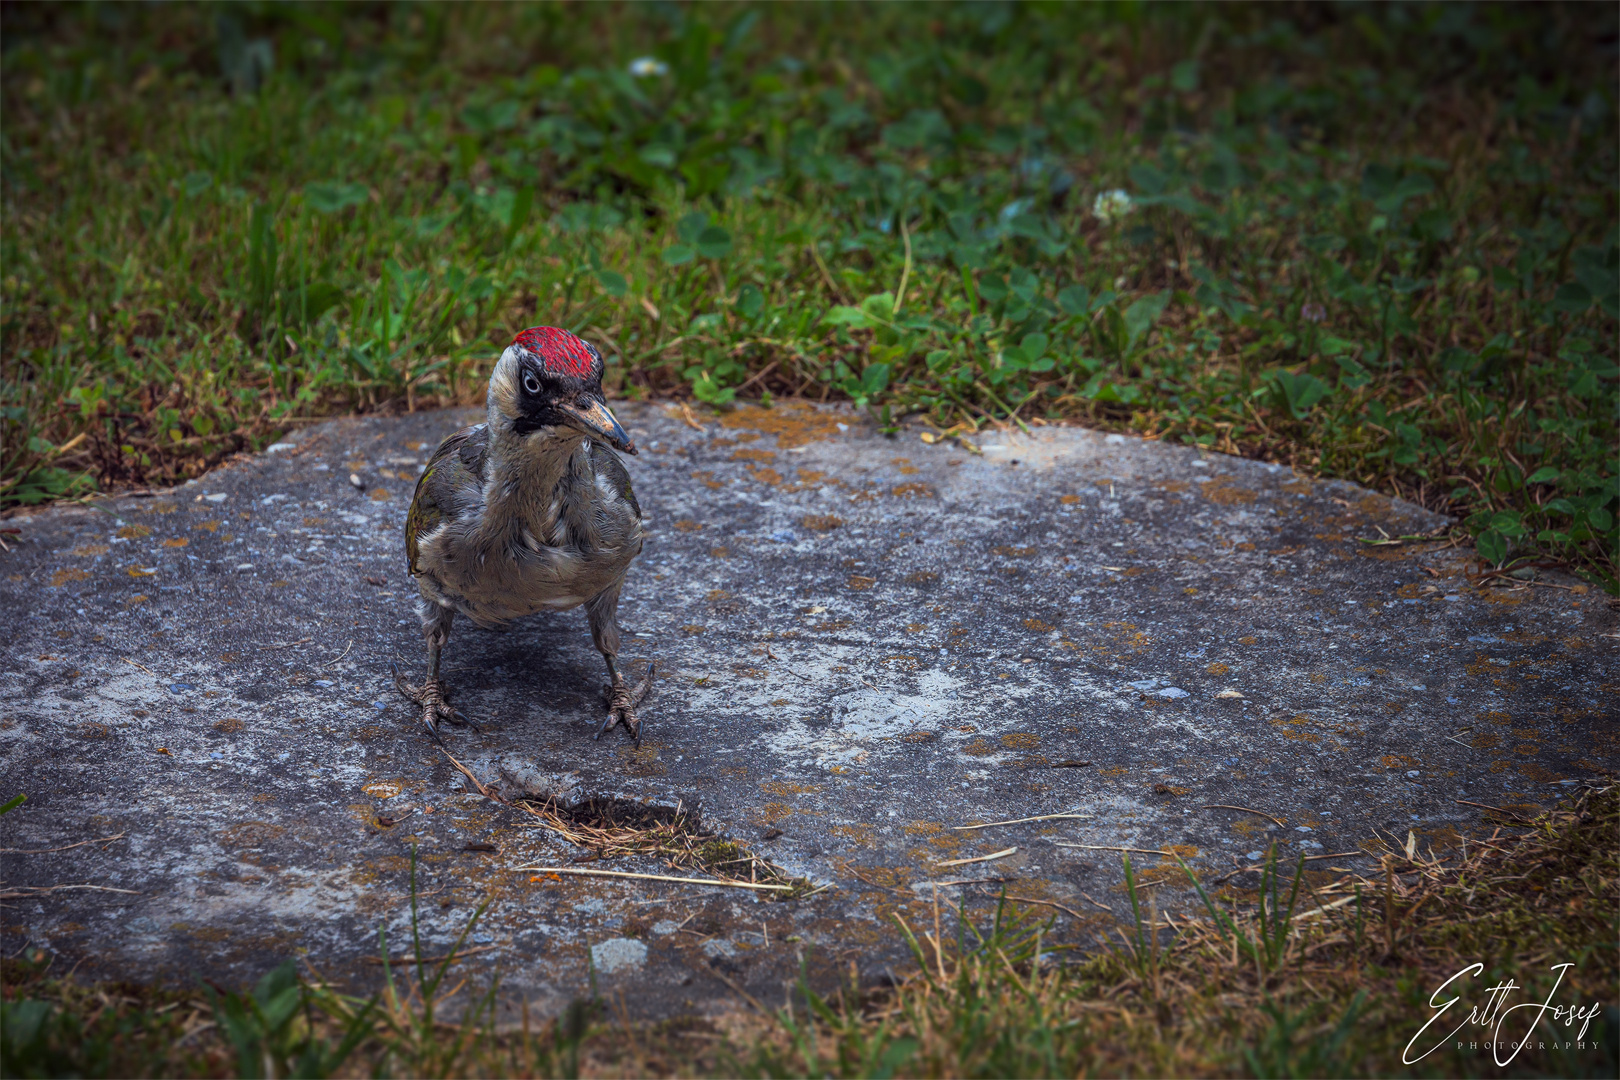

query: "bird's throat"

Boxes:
[483, 425, 588, 543]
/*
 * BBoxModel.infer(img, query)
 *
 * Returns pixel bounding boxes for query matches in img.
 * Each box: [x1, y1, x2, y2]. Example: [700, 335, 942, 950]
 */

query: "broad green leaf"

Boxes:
[821, 305, 869, 328]
[691, 372, 735, 405]
[1057, 285, 1091, 316]
[696, 225, 732, 259]
[1438, 347, 1477, 373]
[295, 281, 345, 322]
[1128, 163, 1166, 196]
[977, 274, 1008, 303]
[676, 211, 709, 244]
[861, 363, 891, 395]
[1490, 510, 1526, 537]
[1475, 528, 1509, 565]
[460, 99, 520, 134]
[1287, 373, 1331, 416]
[1551, 282, 1593, 313]
[859, 292, 896, 322]
[412, 213, 451, 238]
[1574, 261, 1618, 302]
[638, 144, 677, 169]
[1122, 290, 1171, 350]
[305, 181, 369, 214]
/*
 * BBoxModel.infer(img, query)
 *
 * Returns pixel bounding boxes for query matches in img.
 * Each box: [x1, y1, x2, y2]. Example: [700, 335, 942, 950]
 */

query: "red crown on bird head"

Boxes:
[511, 326, 600, 380]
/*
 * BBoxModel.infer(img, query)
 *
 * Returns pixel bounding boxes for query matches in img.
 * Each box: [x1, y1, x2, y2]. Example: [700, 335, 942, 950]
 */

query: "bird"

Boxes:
[398, 326, 653, 745]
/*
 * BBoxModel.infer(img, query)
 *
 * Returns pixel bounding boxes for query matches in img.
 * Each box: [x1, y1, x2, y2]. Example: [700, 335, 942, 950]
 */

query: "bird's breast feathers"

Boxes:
[408, 434, 641, 623]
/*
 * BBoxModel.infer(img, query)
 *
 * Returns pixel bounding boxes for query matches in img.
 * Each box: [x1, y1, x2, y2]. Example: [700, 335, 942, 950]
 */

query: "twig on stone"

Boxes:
[1201, 804, 1286, 828]
[0, 833, 126, 855]
[1053, 843, 1177, 856]
[1468, 559, 1570, 585]
[914, 876, 1015, 890]
[843, 865, 913, 897]
[699, 962, 768, 1013]
[983, 891, 1090, 922]
[1457, 799, 1531, 822]
[440, 748, 505, 803]
[732, 361, 780, 395]
[934, 847, 1017, 868]
[1355, 523, 1455, 547]
[0, 883, 142, 899]
[515, 866, 793, 892]
[954, 812, 1093, 831]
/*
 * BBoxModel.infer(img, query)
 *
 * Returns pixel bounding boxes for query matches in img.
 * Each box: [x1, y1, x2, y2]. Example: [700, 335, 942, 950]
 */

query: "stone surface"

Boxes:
[1, 402, 1614, 1021]
[590, 937, 648, 976]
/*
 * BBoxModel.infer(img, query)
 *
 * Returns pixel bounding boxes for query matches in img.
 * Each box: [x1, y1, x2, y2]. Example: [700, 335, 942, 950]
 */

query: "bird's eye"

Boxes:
[522, 372, 541, 395]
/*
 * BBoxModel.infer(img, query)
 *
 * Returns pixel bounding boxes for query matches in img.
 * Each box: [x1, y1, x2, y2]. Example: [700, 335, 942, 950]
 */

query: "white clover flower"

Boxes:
[629, 57, 669, 78]
[1093, 189, 1134, 224]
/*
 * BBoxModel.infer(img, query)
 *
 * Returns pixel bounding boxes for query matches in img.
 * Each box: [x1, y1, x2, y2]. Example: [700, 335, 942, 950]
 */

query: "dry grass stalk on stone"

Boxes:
[512, 797, 812, 898]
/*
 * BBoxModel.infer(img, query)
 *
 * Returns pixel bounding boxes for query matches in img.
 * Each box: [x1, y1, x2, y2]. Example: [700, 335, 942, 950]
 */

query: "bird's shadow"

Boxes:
[442, 613, 605, 733]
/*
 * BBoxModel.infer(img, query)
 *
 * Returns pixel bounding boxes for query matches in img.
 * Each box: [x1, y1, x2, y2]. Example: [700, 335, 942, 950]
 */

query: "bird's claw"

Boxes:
[595, 662, 655, 746]
[393, 664, 469, 743]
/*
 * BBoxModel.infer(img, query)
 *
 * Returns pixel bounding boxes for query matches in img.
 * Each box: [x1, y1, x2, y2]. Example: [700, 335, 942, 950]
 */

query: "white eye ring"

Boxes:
[522, 372, 541, 395]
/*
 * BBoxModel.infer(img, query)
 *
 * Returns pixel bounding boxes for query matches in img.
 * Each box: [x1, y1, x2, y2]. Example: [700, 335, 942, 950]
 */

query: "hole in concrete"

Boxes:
[516, 794, 815, 899]
[556, 795, 704, 834]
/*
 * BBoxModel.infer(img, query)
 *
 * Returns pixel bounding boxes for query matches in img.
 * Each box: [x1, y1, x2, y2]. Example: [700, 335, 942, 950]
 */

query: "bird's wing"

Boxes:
[588, 440, 641, 519]
[406, 423, 490, 576]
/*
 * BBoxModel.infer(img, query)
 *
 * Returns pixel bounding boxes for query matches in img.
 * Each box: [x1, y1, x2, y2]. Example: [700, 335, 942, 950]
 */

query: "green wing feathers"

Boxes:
[404, 470, 442, 576]
[405, 424, 488, 576]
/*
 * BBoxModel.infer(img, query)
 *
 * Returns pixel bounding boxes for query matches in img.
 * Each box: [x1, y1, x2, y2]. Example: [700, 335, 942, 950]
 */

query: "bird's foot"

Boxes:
[392, 664, 471, 744]
[596, 662, 655, 746]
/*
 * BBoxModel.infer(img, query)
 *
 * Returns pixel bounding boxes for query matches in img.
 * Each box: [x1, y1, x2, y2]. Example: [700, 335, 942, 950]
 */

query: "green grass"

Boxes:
[4, 787, 1615, 1078]
[2, 2, 1616, 587]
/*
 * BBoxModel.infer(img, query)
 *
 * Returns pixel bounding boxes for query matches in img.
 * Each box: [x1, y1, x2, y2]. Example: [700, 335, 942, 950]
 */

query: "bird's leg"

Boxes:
[595, 655, 655, 745]
[395, 604, 465, 742]
[585, 585, 652, 744]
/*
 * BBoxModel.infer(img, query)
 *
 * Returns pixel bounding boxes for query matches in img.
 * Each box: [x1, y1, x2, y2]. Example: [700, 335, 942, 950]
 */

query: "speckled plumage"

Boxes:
[399, 327, 650, 743]
[406, 423, 642, 629]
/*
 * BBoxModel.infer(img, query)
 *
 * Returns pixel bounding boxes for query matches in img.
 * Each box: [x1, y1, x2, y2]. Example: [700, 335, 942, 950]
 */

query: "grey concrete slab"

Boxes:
[2, 402, 1615, 1020]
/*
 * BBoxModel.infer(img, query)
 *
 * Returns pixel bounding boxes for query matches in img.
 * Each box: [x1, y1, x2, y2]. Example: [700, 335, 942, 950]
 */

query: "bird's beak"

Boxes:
[558, 395, 637, 455]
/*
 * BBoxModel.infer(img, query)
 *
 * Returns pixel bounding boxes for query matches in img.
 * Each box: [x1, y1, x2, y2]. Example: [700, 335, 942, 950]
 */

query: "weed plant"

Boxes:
[2, 3, 1615, 588]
